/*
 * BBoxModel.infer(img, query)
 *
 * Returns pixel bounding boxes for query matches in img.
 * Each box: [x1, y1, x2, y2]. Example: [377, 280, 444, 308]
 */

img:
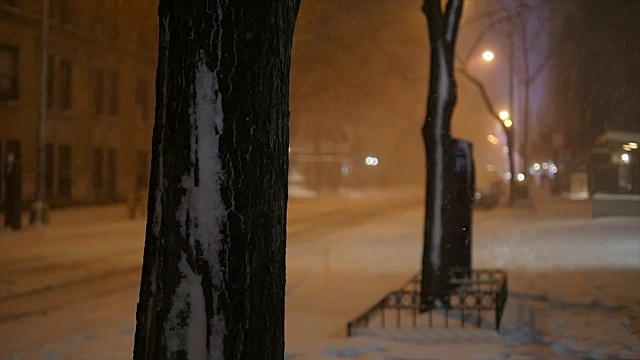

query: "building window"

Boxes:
[0, 0, 20, 7]
[59, 0, 71, 24]
[57, 145, 72, 198]
[93, 69, 104, 115]
[135, 80, 149, 122]
[49, 0, 58, 20]
[136, 151, 149, 191]
[92, 147, 104, 199]
[47, 56, 55, 109]
[108, 71, 119, 116]
[0, 44, 19, 103]
[60, 59, 72, 111]
[107, 149, 118, 200]
[49, 0, 71, 24]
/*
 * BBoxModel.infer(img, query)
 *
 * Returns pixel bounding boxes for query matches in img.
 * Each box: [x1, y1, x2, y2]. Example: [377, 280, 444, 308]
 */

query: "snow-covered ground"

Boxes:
[1, 186, 638, 360]
[295, 189, 640, 360]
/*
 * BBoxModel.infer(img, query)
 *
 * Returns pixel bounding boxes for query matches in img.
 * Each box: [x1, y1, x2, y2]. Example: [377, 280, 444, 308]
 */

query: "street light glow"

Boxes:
[487, 135, 498, 145]
[482, 51, 495, 61]
[499, 111, 509, 120]
[365, 156, 379, 166]
[503, 119, 513, 128]
[628, 142, 638, 149]
[621, 153, 630, 164]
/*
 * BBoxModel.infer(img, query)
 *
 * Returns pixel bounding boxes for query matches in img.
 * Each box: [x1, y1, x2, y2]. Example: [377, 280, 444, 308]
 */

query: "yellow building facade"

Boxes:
[1, 0, 157, 208]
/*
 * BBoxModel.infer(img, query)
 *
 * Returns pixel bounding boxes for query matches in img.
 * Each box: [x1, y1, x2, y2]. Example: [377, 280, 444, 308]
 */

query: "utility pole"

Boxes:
[34, 0, 49, 225]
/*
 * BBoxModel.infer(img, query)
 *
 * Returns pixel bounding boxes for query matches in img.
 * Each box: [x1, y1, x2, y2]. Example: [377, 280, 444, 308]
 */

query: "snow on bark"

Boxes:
[429, 43, 449, 271]
[165, 256, 208, 359]
[166, 59, 226, 359]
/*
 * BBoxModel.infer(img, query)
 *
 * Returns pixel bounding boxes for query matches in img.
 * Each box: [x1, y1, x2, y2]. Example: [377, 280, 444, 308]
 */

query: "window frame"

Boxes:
[59, 59, 73, 111]
[0, 44, 19, 104]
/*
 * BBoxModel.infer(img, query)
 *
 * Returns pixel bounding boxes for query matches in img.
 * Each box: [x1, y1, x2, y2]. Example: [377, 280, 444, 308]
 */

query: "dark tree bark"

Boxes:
[133, 1, 299, 359]
[420, 0, 464, 311]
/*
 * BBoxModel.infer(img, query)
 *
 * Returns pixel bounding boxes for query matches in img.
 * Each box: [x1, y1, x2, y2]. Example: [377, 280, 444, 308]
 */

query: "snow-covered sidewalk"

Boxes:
[292, 189, 640, 359]
[1, 187, 638, 359]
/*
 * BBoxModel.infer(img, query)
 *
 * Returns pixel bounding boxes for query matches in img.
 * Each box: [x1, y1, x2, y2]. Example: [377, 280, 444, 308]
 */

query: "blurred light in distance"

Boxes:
[487, 135, 498, 145]
[482, 51, 494, 61]
[533, 163, 540, 170]
[628, 142, 638, 149]
[502, 146, 509, 153]
[341, 163, 350, 175]
[623, 144, 632, 151]
[542, 163, 549, 169]
[499, 111, 509, 120]
[517, 173, 526, 182]
[506, 172, 512, 180]
[365, 156, 379, 166]
[621, 153, 630, 164]
[551, 165, 559, 173]
[503, 119, 513, 128]
[486, 164, 496, 171]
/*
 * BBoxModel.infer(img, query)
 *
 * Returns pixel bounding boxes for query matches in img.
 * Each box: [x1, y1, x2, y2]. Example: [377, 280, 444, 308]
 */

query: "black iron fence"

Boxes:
[347, 269, 508, 336]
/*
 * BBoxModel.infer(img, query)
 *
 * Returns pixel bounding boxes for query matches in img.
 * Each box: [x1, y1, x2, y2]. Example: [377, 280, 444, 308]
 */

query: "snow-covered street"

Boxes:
[1, 187, 639, 359]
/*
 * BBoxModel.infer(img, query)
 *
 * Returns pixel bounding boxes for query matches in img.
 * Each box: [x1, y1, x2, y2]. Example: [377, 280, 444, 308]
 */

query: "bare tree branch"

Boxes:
[527, 50, 552, 84]
[445, 0, 463, 44]
[422, 0, 444, 40]
[460, 7, 506, 29]
[455, 65, 507, 131]
[463, 13, 514, 63]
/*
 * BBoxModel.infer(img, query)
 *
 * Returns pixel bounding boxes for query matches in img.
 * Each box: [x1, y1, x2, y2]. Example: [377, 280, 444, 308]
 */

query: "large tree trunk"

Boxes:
[133, 1, 299, 359]
[420, 0, 464, 311]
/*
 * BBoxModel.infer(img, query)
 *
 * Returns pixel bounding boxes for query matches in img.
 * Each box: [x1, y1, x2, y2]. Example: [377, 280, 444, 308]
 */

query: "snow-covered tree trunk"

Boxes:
[133, 1, 299, 359]
[420, 0, 464, 312]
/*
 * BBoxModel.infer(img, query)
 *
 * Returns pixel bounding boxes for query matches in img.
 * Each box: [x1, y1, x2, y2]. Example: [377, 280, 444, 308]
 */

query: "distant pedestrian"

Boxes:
[4, 152, 23, 230]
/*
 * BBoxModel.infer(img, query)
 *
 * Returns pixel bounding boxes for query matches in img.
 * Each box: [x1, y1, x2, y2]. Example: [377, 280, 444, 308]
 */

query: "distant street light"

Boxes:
[482, 51, 494, 62]
[503, 119, 513, 128]
[365, 156, 379, 166]
[499, 111, 509, 120]
[621, 153, 630, 164]
[487, 135, 498, 145]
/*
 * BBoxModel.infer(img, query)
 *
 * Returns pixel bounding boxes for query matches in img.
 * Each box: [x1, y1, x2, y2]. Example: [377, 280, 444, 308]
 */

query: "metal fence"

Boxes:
[347, 269, 508, 336]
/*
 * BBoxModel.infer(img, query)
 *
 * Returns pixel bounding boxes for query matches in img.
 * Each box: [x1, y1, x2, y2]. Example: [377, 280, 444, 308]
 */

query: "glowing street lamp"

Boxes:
[499, 111, 509, 120]
[482, 51, 495, 62]
[503, 119, 513, 128]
